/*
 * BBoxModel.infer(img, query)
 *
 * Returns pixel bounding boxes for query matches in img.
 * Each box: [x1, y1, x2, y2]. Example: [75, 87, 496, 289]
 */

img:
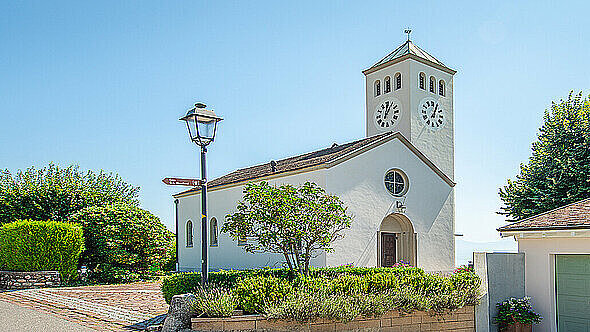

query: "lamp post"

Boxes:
[180, 102, 223, 286]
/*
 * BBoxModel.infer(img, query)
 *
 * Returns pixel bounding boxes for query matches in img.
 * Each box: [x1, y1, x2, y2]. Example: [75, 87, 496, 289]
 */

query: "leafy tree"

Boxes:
[499, 91, 590, 220]
[69, 203, 174, 283]
[0, 163, 139, 224]
[222, 181, 352, 276]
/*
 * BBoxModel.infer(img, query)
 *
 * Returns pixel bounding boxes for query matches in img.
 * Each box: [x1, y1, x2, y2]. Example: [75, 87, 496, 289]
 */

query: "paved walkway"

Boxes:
[0, 282, 168, 331]
[0, 300, 94, 332]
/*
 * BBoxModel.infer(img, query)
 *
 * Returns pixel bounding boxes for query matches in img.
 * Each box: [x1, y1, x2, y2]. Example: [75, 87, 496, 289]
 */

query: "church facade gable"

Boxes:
[324, 136, 454, 270]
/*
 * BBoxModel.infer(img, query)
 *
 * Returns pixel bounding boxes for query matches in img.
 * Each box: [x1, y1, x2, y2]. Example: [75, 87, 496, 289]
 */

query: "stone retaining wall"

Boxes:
[192, 306, 475, 331]
[0, 270, 61, 290]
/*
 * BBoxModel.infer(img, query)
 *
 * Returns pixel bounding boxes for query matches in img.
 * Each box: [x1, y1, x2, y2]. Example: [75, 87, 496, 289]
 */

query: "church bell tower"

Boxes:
[362, 37, 456, 179]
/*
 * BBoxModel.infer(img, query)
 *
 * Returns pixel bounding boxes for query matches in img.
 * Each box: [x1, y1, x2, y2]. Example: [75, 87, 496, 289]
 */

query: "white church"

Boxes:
[173, 38, 457, 272]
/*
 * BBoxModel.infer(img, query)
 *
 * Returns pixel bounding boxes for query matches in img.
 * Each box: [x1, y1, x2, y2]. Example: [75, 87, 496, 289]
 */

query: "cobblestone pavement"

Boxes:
[0, 281, 168, 331]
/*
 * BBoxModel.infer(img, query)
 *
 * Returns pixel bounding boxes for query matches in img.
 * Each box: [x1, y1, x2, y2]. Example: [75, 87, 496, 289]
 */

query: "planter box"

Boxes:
[502, 323, 532, 332]
[0, 270, 61, 290]
[191, 306, 475, 331]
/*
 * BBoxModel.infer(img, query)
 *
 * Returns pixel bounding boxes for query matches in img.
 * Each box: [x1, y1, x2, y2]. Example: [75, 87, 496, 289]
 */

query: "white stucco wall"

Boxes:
[325, 138, 454, 271]
[365, 60, 412, 139]
[176, 170, 327, 271]
[177, 136, 454, 272]
[365, 58, 455, 178]
[517, 236, 590, 332]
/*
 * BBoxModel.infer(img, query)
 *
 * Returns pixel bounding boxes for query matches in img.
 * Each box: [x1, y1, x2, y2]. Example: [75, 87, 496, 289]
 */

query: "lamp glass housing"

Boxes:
[181, 104, 223, 147]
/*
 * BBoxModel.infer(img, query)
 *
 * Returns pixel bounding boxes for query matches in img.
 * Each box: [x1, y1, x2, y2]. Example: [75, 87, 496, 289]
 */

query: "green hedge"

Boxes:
[177, 267, 481, 320]
[162, 266, 446, 304]
[0, 220, 84, 281]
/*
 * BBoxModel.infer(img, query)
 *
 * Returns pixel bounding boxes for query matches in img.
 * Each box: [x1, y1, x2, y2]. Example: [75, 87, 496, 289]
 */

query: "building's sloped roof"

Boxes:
[365, 40, 454, 74]
[497, 197, 590, 232]
[174, 131, 454, 197]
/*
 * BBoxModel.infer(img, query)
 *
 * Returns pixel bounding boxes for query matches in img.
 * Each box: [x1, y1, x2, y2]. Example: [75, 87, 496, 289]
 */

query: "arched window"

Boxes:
[186, 220, 193, 247]
[438, 80, 445, 96]
[395, 73, 402, 90]
[419, 72, 426, 90]
[429, 76, 436, 93]
[374, 80, 381, 96]
[384, 76, 391, 93]
[210, 217, 218, 246]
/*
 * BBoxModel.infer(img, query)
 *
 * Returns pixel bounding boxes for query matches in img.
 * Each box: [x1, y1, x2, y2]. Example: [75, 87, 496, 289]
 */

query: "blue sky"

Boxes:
[1, 1, 589, 246]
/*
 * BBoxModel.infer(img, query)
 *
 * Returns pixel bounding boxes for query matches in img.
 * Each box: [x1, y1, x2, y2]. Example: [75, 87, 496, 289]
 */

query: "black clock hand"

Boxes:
[431, 104, 438, 118]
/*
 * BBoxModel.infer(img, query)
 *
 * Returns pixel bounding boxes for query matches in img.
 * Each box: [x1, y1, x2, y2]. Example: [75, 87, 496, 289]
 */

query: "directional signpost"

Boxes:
[162, 177, 203, 187]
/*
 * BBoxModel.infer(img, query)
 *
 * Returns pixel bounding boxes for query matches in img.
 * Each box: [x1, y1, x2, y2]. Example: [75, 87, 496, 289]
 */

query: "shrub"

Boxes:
[69, 204, 174, 283]
[234, 275, 292, 313]
[160, 266, 480, 308]
[495, 297, 542, 330]
[328, 274, 368, 294]
[189, 286, 238, 317]
[162, 272, 202, 303]
[0, 220, 84, 282]
[0, 163, 139, 224]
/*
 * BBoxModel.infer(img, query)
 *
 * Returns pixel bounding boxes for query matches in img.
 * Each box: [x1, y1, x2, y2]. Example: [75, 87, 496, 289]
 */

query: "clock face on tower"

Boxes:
[418, 97, 445, 130]
[374, 98, 402, 130]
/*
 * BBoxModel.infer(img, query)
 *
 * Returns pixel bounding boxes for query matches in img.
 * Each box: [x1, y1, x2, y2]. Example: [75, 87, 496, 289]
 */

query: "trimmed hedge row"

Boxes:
[163, 266, 440, 304]
[0, 220, 84, 281]
[183, 267, 481, 320]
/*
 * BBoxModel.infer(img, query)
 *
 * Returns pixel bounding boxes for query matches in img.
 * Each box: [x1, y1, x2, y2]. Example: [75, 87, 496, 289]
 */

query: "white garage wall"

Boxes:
[518, 237, 590, 332]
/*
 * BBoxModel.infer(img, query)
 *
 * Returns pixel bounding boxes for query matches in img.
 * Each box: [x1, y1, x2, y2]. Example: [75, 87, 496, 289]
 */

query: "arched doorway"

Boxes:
[378, 213, 416, 267]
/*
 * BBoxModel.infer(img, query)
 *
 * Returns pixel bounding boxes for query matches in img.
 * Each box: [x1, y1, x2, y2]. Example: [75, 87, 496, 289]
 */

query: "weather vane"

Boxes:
[404, 28, 412, 41]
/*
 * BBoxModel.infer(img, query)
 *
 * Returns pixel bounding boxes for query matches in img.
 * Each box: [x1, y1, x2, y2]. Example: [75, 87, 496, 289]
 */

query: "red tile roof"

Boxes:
[497, 197, 590, 232]
[173, 131, 455, 197]
[175, 132, 393, 196]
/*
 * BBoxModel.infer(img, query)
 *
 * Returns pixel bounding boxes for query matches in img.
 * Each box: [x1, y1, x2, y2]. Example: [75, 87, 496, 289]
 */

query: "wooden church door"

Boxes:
[381, 233, 397, 267]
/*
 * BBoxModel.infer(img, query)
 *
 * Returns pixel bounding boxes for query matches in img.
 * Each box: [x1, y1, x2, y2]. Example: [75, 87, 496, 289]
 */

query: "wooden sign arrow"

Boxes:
[162, 177, 203, 186]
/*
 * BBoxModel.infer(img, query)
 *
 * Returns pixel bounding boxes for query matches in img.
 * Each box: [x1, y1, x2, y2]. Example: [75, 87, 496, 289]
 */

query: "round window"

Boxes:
[384, 169, 408, 196]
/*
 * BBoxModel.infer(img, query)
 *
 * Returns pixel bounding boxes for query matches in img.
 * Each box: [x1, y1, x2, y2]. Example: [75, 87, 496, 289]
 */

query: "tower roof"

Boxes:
[363, 40, 456, 75]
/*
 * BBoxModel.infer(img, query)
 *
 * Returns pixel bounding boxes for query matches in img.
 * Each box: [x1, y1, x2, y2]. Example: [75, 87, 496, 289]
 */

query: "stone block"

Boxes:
[356, 319, 380, 329]
[391, 316, 412, 326]
[192, 319, 224, 331]
[223, 316, 256, 331]
[309, 322, 335, 332]
[400, 324, 421, 332]
[161, 293, 196, 332]
[380, 326, 402, 332]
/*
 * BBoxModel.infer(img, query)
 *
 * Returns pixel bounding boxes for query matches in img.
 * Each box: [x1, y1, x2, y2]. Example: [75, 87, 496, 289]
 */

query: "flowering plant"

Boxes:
[454, 265, 473, 274]
[494, 297, 542, 330]
[393, 260, 411, 267]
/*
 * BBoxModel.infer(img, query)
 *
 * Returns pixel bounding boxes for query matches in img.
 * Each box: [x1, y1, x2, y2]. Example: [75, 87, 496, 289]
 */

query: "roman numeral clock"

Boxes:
[374, 98, 401, 129]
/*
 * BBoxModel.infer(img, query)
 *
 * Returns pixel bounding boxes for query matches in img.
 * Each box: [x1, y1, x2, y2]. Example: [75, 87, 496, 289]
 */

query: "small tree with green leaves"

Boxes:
[222, 181, 352, 276]
[0, 163, 139, 224]
[499, 91, 590, 220]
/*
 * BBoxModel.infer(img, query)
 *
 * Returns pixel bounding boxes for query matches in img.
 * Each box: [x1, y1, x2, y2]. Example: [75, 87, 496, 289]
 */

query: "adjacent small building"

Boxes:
[498, 197, 590, 332]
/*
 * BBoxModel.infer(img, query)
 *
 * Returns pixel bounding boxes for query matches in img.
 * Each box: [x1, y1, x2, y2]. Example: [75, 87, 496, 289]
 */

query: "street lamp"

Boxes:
[180, 102, 223, 285]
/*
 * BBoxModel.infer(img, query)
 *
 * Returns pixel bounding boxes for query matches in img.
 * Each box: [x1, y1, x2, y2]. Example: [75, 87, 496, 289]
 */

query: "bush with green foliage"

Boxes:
[266, 271, 481, 322]
[500, 91, 590, 220]
[234, 275, 293, 313]
[494, 297, 542, 330]
[161, 266, 425, 303]
[223, 181, 352, 276]
[0, 163, 139, 224]
[0, 220, 84, 282]
[188, 286, 238, 318]
[163, 266, 481, 321]
[69, 204, 174, 283]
